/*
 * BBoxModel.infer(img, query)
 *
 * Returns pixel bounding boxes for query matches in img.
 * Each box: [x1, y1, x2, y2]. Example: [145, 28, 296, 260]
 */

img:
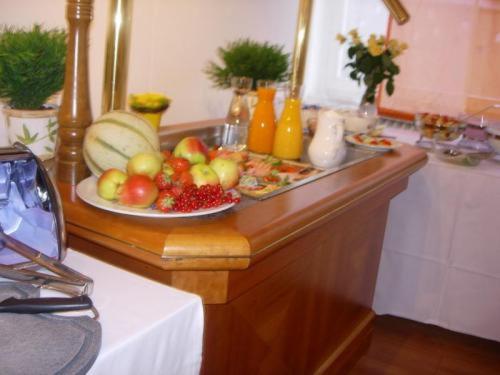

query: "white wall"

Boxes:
[0, 0, 299, 145]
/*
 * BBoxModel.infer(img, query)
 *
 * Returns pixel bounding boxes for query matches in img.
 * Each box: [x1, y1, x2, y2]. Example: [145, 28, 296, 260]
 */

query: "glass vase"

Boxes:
[222, 76, 253, 151]
[358, 87, 378, 131]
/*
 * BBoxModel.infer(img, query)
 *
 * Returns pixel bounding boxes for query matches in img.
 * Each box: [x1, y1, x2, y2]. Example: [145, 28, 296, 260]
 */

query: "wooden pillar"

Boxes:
[55, 0, 93, 185]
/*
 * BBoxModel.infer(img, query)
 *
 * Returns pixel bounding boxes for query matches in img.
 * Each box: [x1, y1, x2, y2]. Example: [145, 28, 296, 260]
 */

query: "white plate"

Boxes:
[345, 134, 402, 152]
[76, 176, 236, 218]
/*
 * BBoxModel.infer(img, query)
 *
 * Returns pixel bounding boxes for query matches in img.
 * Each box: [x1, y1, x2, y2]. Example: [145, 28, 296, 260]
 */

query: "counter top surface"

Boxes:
[58, 121, 427, 271]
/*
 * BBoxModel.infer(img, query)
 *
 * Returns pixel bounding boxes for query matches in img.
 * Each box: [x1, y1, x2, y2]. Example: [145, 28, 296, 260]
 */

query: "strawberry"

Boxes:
[170, 185, 184, 198]
[154, 172, 172, 190]
[155, 189, 177, 212]
[178, 170, 193, 186]
[168, 157, 191, 174]
[208, 148, 219, 161]
[161, 150, 172, 161]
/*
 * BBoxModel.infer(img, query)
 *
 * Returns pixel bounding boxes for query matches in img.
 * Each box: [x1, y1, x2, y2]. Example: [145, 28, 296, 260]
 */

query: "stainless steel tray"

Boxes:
[160, 124, 382, 200]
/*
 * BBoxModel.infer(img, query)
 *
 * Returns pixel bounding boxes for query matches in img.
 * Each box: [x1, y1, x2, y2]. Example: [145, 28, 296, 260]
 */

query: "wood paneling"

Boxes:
[201, 197, 391, 374]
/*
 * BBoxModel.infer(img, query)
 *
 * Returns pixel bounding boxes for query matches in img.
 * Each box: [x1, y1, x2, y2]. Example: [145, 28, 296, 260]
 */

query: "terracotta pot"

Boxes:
[3, 105, 59, 160]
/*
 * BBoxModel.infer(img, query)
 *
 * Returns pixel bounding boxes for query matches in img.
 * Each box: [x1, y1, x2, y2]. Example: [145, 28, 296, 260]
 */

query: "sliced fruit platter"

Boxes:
[345, 133, 401, 152]
[235, 154, 321, 199]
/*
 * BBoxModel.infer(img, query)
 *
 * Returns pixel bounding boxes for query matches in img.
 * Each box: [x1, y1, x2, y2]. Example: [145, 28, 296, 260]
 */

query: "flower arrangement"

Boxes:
[336, 29, 408, 104]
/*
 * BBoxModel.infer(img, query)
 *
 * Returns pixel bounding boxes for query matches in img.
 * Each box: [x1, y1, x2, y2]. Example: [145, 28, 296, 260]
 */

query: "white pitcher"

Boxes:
[308, 109, 346, 169]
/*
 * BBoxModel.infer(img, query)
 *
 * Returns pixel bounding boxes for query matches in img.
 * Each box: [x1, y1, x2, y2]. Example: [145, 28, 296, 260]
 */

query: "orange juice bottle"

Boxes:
[247, 81, 276, 154]
[272, 97, 303, 160]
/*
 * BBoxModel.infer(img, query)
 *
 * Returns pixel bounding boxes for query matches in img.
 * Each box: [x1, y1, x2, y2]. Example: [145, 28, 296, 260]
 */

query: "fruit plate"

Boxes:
[76, 176, 237, 218]
[345, 133, 402, 152]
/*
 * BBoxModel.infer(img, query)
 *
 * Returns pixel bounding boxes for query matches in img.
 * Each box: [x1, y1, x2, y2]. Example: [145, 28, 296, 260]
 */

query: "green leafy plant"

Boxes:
[336, 29, 408, 104]
[0, 24, 67, 110]
[205, 39, 290, 90]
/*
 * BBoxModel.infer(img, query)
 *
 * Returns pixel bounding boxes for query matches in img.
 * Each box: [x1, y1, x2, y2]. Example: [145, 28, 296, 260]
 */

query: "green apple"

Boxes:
[209, 157, 239, 190]
[127, 152, 163, 179]
[173, 137, 208, 164]
[190, 164, 219, 187]
[97, 168, 128, 200]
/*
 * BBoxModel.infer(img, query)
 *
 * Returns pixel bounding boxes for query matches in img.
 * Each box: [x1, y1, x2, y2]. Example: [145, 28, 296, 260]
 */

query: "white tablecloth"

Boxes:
[49, 250, 204, 375]
[373, 127, 500, 342]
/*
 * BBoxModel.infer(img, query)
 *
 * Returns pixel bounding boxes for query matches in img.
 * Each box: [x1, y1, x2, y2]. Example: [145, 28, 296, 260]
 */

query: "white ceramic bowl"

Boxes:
[337, 109, 376, 134]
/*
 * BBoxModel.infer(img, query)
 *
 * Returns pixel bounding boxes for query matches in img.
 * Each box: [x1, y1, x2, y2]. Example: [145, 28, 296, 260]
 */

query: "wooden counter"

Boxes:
[59, 121, 427, 373]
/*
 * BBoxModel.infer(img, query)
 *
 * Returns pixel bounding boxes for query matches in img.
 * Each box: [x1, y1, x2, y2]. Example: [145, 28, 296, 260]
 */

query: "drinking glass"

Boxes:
[222, 76, 253, 151]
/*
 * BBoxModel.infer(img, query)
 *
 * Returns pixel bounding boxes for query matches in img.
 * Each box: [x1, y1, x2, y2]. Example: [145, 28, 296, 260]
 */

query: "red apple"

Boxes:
[97, 168, 128, 201]
[127, 152, 163, 179]
[209, 157, 239, 190]
[190, 164, 219, 187]
[173, 137, 208, 164]
[118, 175, 159, 208]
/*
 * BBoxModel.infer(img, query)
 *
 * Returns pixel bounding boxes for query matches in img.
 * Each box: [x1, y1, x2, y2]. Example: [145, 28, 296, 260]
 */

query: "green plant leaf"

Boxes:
[388, 63, 400, 75]
[373, 71, 384, 85]
[48, 128, 58, 142]
[382, 54, 392, 68]
[358, 55, 375, 74]
[364, 74, 374, 87]
[44, 145, 54, 153]
[347, 46, 356, 59]
[204, 39, 290, 90]
[47, 118, 57, 129]
[386, 79, 395, 96]
[0, 24, 66, 109]
[16, 123, 38, 144]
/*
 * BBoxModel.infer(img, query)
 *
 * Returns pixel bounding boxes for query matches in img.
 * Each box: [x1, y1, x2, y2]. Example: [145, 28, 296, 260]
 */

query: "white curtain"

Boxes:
[303, 0, 389, 108]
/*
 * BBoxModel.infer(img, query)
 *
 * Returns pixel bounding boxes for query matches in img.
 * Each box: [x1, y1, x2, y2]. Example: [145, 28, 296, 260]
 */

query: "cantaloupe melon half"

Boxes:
[83, 110, 160, 177]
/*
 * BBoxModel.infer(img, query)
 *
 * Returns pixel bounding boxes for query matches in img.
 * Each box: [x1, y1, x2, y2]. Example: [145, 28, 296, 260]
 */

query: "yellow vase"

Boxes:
[133, 110, 165, 132]
[272, 97, 303, 160]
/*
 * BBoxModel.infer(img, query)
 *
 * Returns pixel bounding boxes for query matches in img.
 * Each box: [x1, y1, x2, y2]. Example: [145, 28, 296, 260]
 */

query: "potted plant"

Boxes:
[204, 39, 290, 117]
[205, 38, 290, 90]
[0, 24, 66, 159]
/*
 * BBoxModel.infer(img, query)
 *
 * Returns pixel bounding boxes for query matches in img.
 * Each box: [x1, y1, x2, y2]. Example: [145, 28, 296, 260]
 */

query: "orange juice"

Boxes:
[272, 97, 303, 160]
[247, 86, 276, 154]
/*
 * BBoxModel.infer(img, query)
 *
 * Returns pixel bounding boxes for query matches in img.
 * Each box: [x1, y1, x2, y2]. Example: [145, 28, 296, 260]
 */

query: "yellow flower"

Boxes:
[367, 35, 384, 56]
[336, 33, 346, 44]
[352, 35, 362, 45]
[387, 39, 399, 55]
[387, 39, 408, 57]
[348, 28, 362, 44]
[348, 29, 359, 39]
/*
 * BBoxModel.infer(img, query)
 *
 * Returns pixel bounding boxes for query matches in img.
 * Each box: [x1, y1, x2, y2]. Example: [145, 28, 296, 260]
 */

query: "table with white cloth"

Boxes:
[373, 127, 500, 342]
[46, 250, 204, 375]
